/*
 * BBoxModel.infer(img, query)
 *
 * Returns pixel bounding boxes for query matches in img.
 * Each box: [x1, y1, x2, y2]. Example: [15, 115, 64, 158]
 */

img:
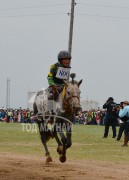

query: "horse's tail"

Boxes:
[33, 102, 38, 115]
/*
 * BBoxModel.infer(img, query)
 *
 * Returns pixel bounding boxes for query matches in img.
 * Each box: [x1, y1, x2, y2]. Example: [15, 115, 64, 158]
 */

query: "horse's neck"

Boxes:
[60, 93, 72, 115]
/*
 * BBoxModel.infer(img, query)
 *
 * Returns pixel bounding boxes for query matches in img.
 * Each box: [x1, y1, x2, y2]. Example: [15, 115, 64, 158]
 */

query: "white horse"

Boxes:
[33, 74, 82, 163]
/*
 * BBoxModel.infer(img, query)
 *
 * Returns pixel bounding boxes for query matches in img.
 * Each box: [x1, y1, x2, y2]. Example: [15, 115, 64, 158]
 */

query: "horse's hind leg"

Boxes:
[41, 135, 52, 164]
[66, 129, 72, 149]
[39, 123, 52, 163]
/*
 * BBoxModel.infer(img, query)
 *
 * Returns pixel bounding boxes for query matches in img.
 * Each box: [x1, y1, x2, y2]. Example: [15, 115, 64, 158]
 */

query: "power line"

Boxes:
[0, 12, 67, 18]
[0, 12, 129, 21]
[0, 3, 69, 11]
[1, 2, 129, 11]
[76, 13, 129, 21]
[78, 2, 129, 10]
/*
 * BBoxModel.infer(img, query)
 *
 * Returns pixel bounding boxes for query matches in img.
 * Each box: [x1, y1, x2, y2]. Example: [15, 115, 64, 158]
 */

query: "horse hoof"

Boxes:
[57, 146, 63, 155]
[46, 156, 52, 164]
[59, 155, 66, 163]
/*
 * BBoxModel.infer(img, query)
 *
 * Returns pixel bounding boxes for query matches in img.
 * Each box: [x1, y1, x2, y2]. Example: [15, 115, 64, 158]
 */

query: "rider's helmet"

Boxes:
[58, 50, 71, 63]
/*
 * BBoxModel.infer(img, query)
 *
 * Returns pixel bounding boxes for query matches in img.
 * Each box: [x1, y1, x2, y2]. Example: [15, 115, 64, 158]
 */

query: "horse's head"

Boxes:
[62, 78, 82, 115]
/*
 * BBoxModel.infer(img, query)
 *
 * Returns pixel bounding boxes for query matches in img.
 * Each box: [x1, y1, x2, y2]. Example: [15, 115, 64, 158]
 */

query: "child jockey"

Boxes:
[47, 50, 71, 101]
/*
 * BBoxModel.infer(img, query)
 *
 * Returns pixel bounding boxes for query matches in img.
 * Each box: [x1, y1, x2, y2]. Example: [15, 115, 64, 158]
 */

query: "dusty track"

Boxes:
[0, 153, 129, 180]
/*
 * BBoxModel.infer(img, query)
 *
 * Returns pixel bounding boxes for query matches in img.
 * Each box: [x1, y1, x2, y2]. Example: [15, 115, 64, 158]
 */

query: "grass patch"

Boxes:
[0, 122, 129, 162]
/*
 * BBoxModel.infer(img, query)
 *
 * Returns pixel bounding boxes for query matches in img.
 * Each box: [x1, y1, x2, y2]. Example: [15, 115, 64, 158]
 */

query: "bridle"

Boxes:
[65, 95, 80, 103]
[62, 85, 80, 111]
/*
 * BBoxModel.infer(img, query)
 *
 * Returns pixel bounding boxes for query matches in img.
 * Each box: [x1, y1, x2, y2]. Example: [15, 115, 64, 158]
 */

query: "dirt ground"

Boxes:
[0, 153, 129, 180]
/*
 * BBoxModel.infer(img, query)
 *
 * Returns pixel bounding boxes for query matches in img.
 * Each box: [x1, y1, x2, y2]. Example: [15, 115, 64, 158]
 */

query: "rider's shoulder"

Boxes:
[54, 62, 61, 67]
[50, 62, 60, 69]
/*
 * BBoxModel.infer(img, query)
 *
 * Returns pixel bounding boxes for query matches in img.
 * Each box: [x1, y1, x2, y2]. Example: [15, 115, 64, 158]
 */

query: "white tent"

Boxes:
[27, 88, 46, 110]
[28, 93, 37, 104]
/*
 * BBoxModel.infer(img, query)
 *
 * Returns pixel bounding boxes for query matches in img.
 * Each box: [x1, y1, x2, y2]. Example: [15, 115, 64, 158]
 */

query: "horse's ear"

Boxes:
[77, 79, 82, 87]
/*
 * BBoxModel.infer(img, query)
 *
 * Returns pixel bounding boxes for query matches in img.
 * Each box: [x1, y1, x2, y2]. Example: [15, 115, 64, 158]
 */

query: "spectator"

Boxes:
[103, 97, 118, 138]
[6, 109, 12, 123]
[118, 101, 129, 146]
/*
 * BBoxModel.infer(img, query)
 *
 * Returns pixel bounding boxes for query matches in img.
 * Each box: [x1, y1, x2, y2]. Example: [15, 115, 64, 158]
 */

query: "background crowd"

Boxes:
[0, 107, 110, 126]
[74, 109, 107, 125]
[0, 108, 35, 123]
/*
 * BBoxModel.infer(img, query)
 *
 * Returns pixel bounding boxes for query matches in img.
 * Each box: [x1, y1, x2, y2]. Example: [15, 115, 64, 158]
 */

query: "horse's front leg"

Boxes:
[58, 130, 67, 163]
[58, 123, 72, 162]
[53, 130, 63, 155]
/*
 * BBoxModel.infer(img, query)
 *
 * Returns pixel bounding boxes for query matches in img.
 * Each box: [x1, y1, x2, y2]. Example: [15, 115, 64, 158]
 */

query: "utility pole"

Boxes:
[68, 0, 75, 54]
[6, 78, 10, 109]
[67, 0, 75, 82]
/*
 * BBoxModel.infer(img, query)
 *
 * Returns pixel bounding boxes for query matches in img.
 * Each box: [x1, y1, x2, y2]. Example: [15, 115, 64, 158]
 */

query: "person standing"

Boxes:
[6, 109, 12, 123]
[117, 101, 129, 141]
[103, 97, 118, 138]
[118, 101, 129, 146]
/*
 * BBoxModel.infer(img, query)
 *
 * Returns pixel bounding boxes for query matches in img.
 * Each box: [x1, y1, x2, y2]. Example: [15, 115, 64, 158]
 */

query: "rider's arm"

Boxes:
[47, 64, 57, 86]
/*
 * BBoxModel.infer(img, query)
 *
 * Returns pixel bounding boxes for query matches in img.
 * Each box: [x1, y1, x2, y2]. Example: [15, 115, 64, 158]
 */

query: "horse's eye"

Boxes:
[76, 90, 81, 94]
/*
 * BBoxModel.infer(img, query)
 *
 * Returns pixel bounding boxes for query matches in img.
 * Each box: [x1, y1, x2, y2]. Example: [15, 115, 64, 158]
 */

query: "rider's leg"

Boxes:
[122, 122, 129, 146]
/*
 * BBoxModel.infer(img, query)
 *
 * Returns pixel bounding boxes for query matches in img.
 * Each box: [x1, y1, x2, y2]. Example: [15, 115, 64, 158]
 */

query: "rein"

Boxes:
[66, 95, 79, 101]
